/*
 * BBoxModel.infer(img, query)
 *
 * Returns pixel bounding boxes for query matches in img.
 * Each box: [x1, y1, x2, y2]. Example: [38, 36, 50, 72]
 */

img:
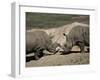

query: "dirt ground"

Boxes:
[26, 46, 89, 67]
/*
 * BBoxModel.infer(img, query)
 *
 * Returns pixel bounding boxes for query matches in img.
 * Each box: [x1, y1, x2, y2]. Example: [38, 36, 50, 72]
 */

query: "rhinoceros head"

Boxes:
[63, 33, 73, 53]
[48, 42, 61, 54]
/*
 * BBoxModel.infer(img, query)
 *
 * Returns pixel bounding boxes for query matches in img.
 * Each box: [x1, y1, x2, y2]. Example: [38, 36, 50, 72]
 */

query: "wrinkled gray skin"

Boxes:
[63, 26, 89, 54]
[26, 31, 57, 60]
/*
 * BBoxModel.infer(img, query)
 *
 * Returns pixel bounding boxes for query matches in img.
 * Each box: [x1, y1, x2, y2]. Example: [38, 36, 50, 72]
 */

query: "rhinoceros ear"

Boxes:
[63, 33, 66, 36]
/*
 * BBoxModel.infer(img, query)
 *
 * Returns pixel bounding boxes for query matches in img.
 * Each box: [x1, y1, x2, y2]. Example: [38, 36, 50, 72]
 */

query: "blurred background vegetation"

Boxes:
[26, 12, 89, 30]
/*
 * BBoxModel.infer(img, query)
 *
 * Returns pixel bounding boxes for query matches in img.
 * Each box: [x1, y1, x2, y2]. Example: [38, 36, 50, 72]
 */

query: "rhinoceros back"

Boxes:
[68, 26, 89, 46]
[26, 31, 52, 53]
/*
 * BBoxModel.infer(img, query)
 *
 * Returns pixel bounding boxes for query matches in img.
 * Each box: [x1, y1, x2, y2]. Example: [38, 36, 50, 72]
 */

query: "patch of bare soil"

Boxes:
[26, 46, 89, 67]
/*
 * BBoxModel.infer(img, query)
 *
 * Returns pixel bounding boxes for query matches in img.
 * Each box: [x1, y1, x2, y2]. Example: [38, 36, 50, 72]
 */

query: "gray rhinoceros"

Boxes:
[62, 26, 89, 54]
[26, 31, 56, 60]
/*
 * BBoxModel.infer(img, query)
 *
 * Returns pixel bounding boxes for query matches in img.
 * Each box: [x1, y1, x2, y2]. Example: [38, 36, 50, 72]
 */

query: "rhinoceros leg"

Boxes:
[77, 42, 85, 53]
[34, 50, 45, 60]
[34, 52, 39, 60]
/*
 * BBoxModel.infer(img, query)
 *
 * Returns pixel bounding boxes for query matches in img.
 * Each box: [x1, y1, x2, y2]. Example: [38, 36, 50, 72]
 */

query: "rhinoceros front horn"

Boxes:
[43, 50, 54, 55]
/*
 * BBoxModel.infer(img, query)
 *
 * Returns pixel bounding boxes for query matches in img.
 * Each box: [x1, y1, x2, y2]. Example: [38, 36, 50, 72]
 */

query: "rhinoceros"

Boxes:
[26, 31, 57, 60]
[62, 26, 89, 54]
